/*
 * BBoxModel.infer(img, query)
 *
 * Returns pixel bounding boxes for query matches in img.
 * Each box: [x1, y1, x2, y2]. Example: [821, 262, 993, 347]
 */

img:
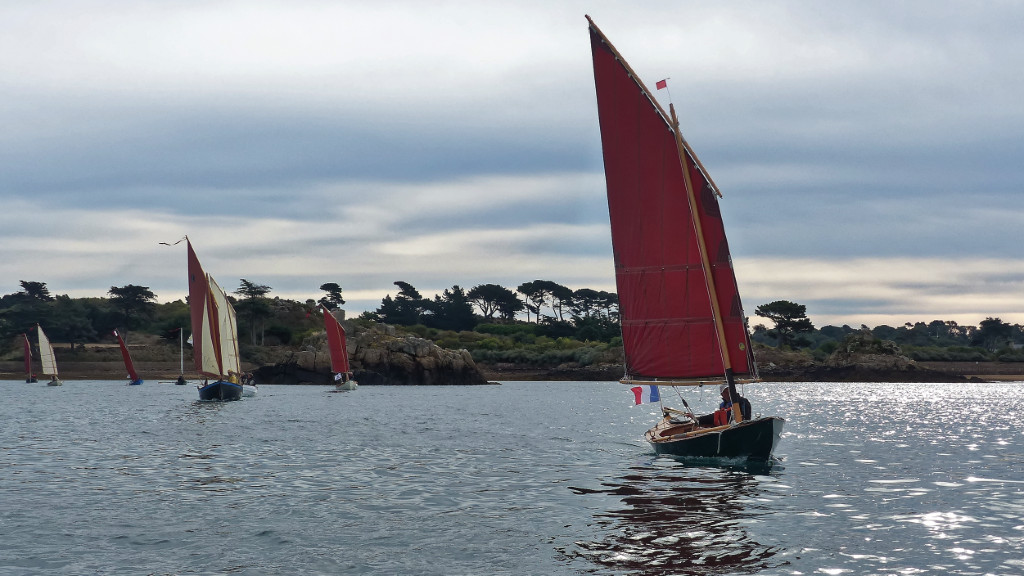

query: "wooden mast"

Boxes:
[668, 104, 742, 422]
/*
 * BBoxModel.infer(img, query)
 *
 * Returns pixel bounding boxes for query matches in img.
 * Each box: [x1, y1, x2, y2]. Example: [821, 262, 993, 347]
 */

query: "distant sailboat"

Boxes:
[23, 333, 37, 383]
[114, 330, 144, 386]
[588, 16, 783, 461]
[36, 324, 62, 386]
[322, 304, 357, 391]
[187, 238, 243, 401]
[175, 328, 187, 385]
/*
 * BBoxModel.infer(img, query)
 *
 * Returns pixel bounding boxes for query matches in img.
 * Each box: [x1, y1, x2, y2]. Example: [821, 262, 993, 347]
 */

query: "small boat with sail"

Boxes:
[114, 330, 144, 386]
[36, 324, 62, 386]
[186, 238, 243, 401]
[588, 16, 783, 462]
[322, 304, 357, 391]
[175, 327, 188, 385]
[23, 333, 37, 382]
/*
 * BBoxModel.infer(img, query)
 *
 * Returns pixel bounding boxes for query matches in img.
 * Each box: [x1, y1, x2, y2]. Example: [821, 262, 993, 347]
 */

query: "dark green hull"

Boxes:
[649, 416, 784, 461]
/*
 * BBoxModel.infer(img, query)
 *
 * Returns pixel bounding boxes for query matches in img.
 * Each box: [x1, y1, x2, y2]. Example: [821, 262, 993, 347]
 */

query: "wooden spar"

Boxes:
[619, 376, 757, 387]
[585, 15, 722, 197]
[670, 101, 742, 422]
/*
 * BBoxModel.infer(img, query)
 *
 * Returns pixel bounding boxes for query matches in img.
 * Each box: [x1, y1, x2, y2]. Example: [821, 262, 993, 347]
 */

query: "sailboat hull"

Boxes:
[646, 416, 784, 462]
[46, 379, 63, 387]
[128, 379, 144, 386]
[197, 380, 243, 402]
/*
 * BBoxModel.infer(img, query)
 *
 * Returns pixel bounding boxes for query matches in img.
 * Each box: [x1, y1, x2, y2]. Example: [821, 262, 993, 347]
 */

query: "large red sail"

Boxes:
[114, 330, 141, 382]
[589, 20, 754, 381]
[322, 305, 350, 374]
[186, 239, 219, 376]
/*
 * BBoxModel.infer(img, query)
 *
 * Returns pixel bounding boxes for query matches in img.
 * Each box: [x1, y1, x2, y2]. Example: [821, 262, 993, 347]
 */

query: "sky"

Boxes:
[2, 0, 1023, 329]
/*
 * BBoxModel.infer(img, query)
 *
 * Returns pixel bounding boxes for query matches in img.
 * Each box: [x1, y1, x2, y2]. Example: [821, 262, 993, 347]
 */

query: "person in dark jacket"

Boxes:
[720, 384, 752, 421]
[697, 384, 752, 426]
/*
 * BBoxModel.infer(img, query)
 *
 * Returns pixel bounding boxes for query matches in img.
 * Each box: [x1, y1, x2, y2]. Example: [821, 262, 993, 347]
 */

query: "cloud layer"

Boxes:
[2, 1, 1023, 328]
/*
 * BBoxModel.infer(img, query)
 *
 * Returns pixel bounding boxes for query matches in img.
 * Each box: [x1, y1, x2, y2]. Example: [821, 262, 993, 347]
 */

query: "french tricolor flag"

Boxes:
[630, 385, 660, 405]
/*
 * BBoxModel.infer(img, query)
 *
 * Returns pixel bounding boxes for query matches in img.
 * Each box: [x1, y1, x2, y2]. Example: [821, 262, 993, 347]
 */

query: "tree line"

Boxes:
[5, 279, 1022, 365]
[0, 278, 622, 353]
[367, 280, 619, 341]
[751, 300, 1024, 362]
[0, 279, 345, 350]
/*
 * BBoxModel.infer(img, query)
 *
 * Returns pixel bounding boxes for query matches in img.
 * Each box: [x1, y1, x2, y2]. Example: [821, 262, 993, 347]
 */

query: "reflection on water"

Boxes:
[2, 380, 1022, 574]
[567, 461, 785, 575]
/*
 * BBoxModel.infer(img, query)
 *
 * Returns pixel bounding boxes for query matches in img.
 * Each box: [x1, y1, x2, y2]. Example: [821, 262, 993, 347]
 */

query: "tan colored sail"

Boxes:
[37, 325, 59, 378]
[209, 275, 240, 376]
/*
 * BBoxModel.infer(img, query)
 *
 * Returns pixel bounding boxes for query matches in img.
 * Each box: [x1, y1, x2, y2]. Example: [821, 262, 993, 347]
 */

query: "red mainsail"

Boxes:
[589, 18, 755, 382]
[187, 239, 225, 377]
[22, 333, 32, 379]
[114, 330, 141, 382]
[322, 305, 350, 374]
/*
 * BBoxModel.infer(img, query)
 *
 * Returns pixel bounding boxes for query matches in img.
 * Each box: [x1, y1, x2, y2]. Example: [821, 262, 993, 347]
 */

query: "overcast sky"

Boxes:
[2, 0, 1022, 329]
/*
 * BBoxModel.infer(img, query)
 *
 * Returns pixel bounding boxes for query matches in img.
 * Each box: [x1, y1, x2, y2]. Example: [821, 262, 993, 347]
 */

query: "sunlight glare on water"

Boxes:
[0, 380, 1021, 575]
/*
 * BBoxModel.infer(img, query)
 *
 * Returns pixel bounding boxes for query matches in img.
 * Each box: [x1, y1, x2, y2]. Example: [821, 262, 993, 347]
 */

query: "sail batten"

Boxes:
[589, 19, 755, 382]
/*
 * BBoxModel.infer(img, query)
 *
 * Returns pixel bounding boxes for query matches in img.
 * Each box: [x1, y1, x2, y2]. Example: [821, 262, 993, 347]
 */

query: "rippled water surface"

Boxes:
[1, 380, 1022, 575]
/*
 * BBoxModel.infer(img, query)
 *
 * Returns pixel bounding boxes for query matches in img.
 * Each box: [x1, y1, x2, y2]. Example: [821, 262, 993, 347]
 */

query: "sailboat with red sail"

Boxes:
[588, 16, 783, 461]
[321, 304, 357, 390]
[114, 330, 144, 386]
[23, 333, 37, 383]
[186, 238, 243, 401]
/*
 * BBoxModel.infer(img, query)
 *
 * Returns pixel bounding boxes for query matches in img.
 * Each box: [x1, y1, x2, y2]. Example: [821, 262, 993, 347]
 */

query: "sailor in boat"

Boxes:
[696, 384, 753, 427]
[242, 371, 257, 389]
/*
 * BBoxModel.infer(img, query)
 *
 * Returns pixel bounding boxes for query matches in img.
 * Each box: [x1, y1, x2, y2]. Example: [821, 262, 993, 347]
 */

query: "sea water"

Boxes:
[0, 380, 1021, 575]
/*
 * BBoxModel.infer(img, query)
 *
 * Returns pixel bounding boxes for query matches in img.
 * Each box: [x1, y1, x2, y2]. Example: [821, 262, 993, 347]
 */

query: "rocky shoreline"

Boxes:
[5, 327, 1023, 384]
[3, 359, 1022, 383]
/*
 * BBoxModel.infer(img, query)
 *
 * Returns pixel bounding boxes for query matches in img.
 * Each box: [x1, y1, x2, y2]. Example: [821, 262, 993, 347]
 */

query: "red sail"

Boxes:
[114, 330, 141, 382]
[322, 305, 350, 374]
[23, 333, 32, 378]
[187, 239, 214, 376]
[589, 22, 754, 381]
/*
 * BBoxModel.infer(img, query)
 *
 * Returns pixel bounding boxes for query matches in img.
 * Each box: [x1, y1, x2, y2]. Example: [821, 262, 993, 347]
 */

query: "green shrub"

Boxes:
[475, 323, 538, 336]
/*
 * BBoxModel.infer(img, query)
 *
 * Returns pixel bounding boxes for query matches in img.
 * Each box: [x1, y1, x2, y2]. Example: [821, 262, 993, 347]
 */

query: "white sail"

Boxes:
[197, 282, 221, 376]
[37, 325, 59, 377]
[208, 274, 240, 376]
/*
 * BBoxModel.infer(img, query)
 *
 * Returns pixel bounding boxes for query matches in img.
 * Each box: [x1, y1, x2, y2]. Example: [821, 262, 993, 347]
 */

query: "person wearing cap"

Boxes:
[718, 384, 752, 422]
[696, 384, 753, 427]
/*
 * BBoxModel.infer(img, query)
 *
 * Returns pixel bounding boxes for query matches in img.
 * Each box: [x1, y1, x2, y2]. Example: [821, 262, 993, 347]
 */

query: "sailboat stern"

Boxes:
[197, 380, 243, 402]
[647, 415, 784, 462]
